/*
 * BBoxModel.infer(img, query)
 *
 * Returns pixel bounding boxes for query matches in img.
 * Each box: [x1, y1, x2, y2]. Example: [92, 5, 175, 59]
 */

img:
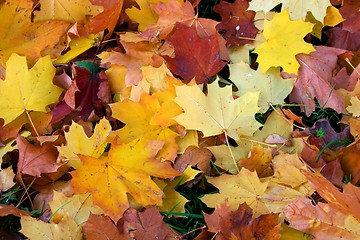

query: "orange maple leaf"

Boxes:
[70, 138, 180, 220]
[110, 91, 182, 162]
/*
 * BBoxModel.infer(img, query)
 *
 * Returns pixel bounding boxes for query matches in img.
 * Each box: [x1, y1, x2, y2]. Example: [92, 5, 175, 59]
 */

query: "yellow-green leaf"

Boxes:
[0, 54, 62, 125]
[173, 81, 261, 140]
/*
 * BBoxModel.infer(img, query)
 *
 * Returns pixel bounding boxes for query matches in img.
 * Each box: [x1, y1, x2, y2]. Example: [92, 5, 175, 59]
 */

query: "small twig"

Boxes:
[16, 177, 35, 209]
[181, 226, 206, 238]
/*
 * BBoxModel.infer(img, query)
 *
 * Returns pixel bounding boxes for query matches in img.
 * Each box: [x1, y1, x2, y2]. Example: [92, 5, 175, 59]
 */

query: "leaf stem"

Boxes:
[25, 110, 39, 137]
[237, 137, 277, 148]
[270, 104, 306, 130]
[224, 133, 240, 174]
[345, 58, 360, 77]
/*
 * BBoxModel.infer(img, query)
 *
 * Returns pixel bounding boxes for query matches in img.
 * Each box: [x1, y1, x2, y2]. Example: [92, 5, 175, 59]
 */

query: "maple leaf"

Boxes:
[229, 62, 294, 112]
[326, 27, 360, 51]
[0, 0, 69, 66]
[0, 167, 16, 191]
[0, 204, 30, 217]
[204, 200, 281, 240]
[289, 46, 346, 115]
[71, 138, 180, 220]
[20, 214, 82, 240]
[174, 146, 212, 172]
[284, 171, 360, 239]
[347, 96, 360, 117]
[110, 91, 181, 161]
[53, 34, 102, 64]
[17, 136, 62, 178]
[173, 81, 261, 140]
[49, 191, 103, 225]
[208, 109, 303, 174]
[51, 64, 111, 122]
[57, 118, 111, 169]
[239, 145, 274, 178]
[0, 54, 63, 125]
[98, 34, 165, 86]
[140, 63, 176, 93]
[163, 23, 227, 84]
[142, 0, 221, 40]
[34, 0, 103, 24]
[155, 165, 201, 212]
[272, 153, 309, 190]
[141, 0, 194, 40]
[213, 0, 258, 46]
[253, 10, 315, 74]
[248, 0, 331, 21]
[118, 207, 180, 239]
[84, 214, 123, 239]
[89, 0, 124, 38]
[339, 0, 360, 33]
[285, 197, 360, 239]
[333, 141, 360, 185]
[202, 168, 304, 217]
[125, 0, 159, 31]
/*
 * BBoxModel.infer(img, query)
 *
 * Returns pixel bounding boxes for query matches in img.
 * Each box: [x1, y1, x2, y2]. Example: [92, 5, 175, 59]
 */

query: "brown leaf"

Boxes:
[326, 27, 360, 51]
[336, 141, 360, 184]
[204, 200, 281, 240]
[17, 136, 62, 177]
[285, 197, 360, 239]
[89, 0, 124, 39]
[339, 0, 360, 33]
[174, 146, 212, 172]
[163, 23, 227, 84]
[303, 171, 360, 221]
[0, 204, 30, 217]
[239, 145, 274, 178]
[84, 214, 123, 240]
[290, 46, 346, 116]
[213, 0, 258, 46]
[118, 207, 180, 240]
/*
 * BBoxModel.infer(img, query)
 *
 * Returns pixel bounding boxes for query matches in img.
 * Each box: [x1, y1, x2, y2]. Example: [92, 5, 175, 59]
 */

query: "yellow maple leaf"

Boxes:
[20, 214, 82, 240]
[249, 0, 331, 21]
[125, 0, 160, 31]
[306, 6, 344, 39]
[202, 168, 304, 217]
[229, 62, 294, 112]
[155, 165, 201, 212]
[53, 34, 102, 64]
[208, 109, 304, 174]
[173, 81, 261, 140]
[34, 0, 103, 23]
[70, 138, 180, 220]
[0, 0, 69, 66]
[0, 54, 63, 125]
[57, 118, 111, 169]
[254, 10, 315, 74]
[111, 91, 182, 161]
[49, 191, 103, 225]
[272, 153, 309, 189]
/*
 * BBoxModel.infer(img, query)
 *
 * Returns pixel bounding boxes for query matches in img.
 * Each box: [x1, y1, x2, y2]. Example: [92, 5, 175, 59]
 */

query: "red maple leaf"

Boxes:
[213, 0, 258, 46]
[162, 23, 227, 83]
[17, 136, 62, 177]
[289, 46, 346, 115]
[51, 64, 111, 122]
